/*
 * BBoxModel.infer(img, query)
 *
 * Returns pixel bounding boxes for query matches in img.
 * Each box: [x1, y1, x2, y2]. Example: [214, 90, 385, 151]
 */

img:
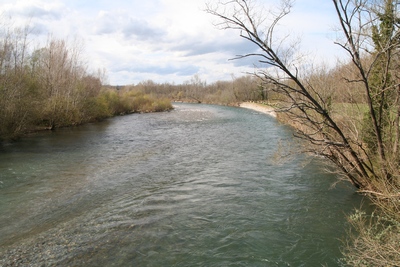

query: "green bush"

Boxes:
[343, 206, 400, 266]
[152, 98, 173, 112]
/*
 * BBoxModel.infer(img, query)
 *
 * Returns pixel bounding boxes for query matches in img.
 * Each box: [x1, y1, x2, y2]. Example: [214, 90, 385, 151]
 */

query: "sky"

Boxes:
[0, 0, 343, 85]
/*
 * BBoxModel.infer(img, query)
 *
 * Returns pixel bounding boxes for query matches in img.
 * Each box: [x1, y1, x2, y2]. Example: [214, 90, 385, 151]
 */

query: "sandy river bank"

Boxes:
[239, 102, 277, 117]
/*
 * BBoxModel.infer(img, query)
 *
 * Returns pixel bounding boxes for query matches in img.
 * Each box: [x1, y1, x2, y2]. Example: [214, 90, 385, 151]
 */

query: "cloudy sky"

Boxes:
[0, 0, 343, 85]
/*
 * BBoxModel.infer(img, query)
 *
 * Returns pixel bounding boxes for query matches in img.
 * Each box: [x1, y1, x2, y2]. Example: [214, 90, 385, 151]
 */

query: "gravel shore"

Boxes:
[239, 102, 277, 117]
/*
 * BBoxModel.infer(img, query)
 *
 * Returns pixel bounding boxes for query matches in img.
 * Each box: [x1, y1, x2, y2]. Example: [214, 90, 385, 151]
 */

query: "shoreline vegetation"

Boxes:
[0, 88, 173, 142]
[0, 27, 174, 142]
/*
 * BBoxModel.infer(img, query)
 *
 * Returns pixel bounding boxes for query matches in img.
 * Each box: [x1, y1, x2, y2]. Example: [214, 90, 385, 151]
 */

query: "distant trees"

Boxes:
[123, 74, 266, 105]
[0, 23, 172, 141]
[232, 75, 264, 101]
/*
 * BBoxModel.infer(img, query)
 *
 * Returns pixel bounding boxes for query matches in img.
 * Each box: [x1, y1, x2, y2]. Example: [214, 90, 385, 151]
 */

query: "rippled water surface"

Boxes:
[0, 103, 362, 266]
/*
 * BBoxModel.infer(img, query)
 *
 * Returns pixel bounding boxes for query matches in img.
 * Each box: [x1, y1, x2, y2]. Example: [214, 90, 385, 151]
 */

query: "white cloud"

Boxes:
[0, 0, 346, 85]
[1, 0, 64, 18]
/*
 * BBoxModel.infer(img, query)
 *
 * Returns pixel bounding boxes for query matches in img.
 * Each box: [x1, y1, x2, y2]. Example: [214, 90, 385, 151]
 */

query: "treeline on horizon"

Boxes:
[0, 25, 172, 141]
[0, 22, 367, 142]
[124, 59, 366, 107]
[119, 74, 267, 105]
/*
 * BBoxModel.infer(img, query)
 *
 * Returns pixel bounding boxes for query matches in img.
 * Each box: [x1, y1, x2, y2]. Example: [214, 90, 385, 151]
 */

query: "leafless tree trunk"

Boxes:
[206, 0, 400, 191]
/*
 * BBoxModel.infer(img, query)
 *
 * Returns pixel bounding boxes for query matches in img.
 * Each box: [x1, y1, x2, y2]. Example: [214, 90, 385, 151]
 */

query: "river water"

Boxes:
[0, 103, 362, 266]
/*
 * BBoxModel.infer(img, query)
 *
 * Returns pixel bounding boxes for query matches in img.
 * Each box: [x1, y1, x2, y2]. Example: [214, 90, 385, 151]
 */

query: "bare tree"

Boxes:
[333, 0, 400, 184]
[206, 0, 400, 191]
[33, 36, 90, 128]
[185, 74, 206, 103]
[0, 21, 37, 139]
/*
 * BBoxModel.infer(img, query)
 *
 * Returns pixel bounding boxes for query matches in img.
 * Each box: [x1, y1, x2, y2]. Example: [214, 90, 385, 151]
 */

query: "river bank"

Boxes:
[239, 102, 277, 117]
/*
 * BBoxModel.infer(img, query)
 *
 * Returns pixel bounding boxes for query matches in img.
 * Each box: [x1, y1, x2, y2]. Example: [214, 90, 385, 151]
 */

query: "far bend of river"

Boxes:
[0, 103, 363, 266]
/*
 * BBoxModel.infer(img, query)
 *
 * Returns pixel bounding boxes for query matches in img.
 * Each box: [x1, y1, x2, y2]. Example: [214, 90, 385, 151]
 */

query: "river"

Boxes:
[0, 103, 363, 266]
